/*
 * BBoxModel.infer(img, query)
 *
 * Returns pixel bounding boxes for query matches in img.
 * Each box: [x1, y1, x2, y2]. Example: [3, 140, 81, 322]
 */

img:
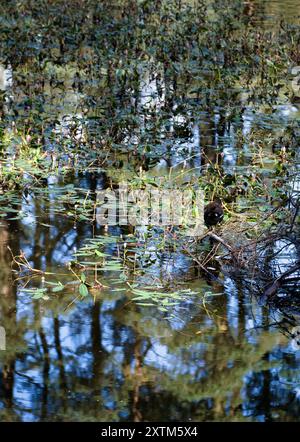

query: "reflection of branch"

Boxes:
[263, 262, 300, 298]
[14, 370, 43, 389]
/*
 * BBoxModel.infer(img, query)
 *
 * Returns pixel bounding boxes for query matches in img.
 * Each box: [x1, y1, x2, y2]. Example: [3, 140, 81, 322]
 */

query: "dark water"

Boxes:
[0, 0, 300, 422]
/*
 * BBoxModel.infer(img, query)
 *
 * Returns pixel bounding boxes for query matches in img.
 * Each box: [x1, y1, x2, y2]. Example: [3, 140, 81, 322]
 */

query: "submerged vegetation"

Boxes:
[0, 0, 299, 422]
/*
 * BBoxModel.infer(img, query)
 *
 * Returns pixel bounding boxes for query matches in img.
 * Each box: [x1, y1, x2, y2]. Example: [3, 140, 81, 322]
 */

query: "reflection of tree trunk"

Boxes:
[39, 327, 50, 420]
[261, 311, 272, 421]
[54, 317, 68, 411]
[121, 311, 147, 422]
[31, 202, 53, 417]
[132, 337, 143, 422]
[201, 114, 218, 166]
[261, 365, 272, 421]
[91, 301, 105, 392]
[0, 219, 19, 416]
[2, 361, 15, 409]
[207, 291, 235, 420]
[32, 297, 51, 420]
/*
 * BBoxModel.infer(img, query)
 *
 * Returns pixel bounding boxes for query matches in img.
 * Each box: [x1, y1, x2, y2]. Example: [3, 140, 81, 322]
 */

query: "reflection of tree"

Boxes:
[53, 316, 68, 412]
[39, 325, 50, 420]
[1, 228, 300, 422]
[91, 300, 106, 393]
[109, 296, 291, 422]
[0, 219, 20, 420]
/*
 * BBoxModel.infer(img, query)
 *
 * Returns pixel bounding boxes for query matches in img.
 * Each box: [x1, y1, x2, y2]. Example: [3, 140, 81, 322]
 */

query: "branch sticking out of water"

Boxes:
[263, 262, 300, 299]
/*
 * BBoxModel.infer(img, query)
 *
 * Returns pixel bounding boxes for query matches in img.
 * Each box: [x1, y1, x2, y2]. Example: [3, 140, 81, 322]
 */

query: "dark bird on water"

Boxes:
[204, 198, 224, 227]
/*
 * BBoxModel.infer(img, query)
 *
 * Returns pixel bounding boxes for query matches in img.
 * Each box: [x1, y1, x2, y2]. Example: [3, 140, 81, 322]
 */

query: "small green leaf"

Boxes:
[79, 283, 89, 297]
[52, 283, 64, 293]
[95, 250, 105, 257]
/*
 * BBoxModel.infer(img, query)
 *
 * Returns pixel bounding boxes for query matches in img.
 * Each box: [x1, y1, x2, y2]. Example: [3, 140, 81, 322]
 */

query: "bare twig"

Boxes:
[263, 262, 300, 298]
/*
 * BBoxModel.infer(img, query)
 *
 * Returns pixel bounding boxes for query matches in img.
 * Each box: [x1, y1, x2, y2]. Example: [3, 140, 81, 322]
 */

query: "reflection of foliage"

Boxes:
[0, 0, 299, 176]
